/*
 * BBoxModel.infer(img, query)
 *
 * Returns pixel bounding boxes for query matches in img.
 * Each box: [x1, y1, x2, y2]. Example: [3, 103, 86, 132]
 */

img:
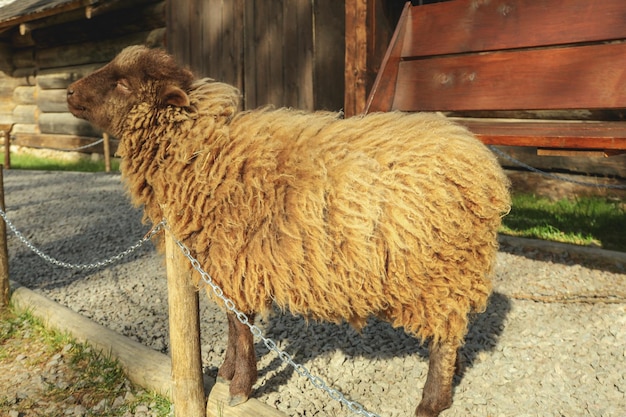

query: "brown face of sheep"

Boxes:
[67, 46, 194, 137]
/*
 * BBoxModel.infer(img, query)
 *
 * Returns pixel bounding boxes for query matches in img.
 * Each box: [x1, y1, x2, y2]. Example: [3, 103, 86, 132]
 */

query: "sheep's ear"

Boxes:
[161, 85, 190, 108]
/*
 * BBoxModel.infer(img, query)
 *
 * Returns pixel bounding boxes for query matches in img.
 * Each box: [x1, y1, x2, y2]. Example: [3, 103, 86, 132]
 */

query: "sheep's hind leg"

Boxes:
[415, 338, 459, 417]
[217, 312, 239, 383]
[218, 312, 258, 407]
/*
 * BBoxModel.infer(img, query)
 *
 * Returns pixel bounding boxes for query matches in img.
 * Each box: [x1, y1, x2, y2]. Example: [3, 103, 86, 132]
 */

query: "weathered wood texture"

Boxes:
[9, 280, 290, 417]
[37, 64, 103, 89]
[10, 281, 173, 398]
[364, 0, 626, 154]
[0, 166, 8, 307]
[344, 0, 403, 117]
[164, 229, 205, 417]
[13, 86, 36, 104]
[0, 0, 165, 156]
[393, 43, 626, 112]
[495, 146, 626, 178]
[206, 382, 287, 417]
[167, 0, 345, 111]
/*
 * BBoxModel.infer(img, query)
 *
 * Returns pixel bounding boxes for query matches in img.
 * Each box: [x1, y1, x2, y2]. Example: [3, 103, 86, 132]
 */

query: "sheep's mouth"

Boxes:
[67, 102, 88, 119]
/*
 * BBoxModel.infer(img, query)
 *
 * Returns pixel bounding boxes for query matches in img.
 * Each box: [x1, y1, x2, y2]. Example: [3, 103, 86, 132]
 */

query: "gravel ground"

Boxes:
[2, 169, 625, 417]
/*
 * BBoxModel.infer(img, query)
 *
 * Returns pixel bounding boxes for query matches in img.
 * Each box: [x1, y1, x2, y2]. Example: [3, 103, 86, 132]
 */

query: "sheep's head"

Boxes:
[67, 45, 194, 137]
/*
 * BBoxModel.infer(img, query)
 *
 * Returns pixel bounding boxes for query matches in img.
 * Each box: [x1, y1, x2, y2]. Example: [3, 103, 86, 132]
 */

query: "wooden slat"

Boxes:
[393, 42, 626, 112]
[0, 0, 84, 30]
[283, 0, 314, 110]
[365, 1, 410, 114]
[344, 0, 369, 117]
[165, 0, 192, 68]
[212, 0, 244, 91]
[314, 0, 346, 111]
[253, 0, 284, 108]
[457, 119, 626, 150]
[402, 0, 626, 58]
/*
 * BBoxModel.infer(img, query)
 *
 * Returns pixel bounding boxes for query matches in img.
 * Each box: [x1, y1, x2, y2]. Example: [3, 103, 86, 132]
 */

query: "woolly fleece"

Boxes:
[115, 77, 511, 345]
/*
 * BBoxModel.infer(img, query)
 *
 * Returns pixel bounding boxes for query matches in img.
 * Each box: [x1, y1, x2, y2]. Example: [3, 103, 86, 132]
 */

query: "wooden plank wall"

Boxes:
[166, 0, 345, 111]
[0, 0, 166, 155]
[344, 0, 404, 117]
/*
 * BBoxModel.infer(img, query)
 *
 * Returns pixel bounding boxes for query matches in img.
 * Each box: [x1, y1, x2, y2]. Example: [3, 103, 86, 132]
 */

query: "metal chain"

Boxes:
[49, 138, 105, 152]
[0, 207, 164, 271]
[166, 222, 381, 417]
[489, 146, 626, 190]
[1, 199, 378, 414]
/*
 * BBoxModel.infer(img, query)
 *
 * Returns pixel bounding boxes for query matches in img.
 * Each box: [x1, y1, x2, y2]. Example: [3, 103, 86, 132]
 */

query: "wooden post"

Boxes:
[0, 124, 12, 169]
[164, 227, 206, 417]
[103, 133, 111, 173]
[0, 165, 10, 307]
[344, 0, 369, 117]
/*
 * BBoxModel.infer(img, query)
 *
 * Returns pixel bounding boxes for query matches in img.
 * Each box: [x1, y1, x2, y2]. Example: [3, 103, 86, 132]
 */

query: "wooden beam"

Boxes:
[457, 119, 626, 151]
[0, 0, 85, 31]
[10, 281, 174, 397]
[401, 0, 626, 58]
[344, 0, 369, 117]
[0, 166, 8, 307]
[206, 382, 287, 417]
[164, 228, 206, 417]
[394, 42, 626, 112]
[10, 282, 290, 417]
[365, 1, 410, 114]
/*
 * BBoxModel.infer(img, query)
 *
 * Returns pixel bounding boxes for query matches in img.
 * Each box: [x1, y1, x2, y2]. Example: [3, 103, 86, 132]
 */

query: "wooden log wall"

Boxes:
[166, 0, 345, 111]
[0, 0, 166, 156]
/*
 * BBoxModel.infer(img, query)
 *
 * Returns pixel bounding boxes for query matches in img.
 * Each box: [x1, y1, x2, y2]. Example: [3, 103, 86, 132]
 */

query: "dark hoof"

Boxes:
[228, 394, 249, 407]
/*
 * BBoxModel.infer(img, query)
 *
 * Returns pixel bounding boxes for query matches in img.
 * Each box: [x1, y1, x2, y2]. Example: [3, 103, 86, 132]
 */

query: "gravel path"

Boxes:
[3, 169, 625, 417]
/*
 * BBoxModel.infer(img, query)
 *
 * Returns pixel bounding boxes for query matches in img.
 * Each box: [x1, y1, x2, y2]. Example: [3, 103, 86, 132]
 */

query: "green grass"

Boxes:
[500, 193, 626, 251]
[1, 152, 119, 172]
[0, 306, 173, 416]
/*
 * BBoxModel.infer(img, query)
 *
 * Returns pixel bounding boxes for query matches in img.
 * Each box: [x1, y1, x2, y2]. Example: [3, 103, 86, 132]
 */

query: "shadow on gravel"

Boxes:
[4, 171, 152, 291]
[499, 240, 626, 275]
[252, 291, 511, 396]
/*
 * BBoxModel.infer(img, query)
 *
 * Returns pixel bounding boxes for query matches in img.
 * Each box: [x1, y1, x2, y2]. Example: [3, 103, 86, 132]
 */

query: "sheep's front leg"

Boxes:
[415, 338, 459, 417]
[217, 312, 258, 407]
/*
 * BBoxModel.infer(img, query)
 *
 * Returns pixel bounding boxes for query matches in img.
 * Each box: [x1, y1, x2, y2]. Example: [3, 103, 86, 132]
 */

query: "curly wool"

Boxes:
[118, 79, 510, 345]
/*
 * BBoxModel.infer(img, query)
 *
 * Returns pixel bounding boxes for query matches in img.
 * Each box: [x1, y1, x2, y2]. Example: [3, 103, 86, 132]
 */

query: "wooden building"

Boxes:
[0, 0, 347, 157]
[0, 0, 167, 155]
[167, 0, 345, 111]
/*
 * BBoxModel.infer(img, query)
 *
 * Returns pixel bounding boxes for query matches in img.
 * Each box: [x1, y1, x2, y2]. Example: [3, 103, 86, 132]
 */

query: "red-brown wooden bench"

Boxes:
[366, 0, 626, 157]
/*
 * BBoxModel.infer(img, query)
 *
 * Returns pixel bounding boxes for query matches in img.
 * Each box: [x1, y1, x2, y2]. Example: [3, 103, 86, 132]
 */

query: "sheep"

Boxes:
[67, 45, 511, 417]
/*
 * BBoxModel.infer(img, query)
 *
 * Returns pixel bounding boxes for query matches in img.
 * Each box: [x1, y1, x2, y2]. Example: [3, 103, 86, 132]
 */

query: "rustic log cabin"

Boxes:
[0, 0, 346, 162]
[0, 0, 167, 159]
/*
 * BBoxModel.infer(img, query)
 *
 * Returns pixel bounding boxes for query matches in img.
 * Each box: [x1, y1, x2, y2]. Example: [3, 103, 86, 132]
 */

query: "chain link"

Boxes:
[49, 138, 105, 153]
[0, 207, 164, 270]
[166, 222, 381, 417]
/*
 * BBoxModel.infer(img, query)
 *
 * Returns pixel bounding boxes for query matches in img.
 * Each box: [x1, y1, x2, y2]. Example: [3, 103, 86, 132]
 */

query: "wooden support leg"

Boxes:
[0, 166, 9, 307]
[103, 133, 111, 173]
[165, 229, 206, 416]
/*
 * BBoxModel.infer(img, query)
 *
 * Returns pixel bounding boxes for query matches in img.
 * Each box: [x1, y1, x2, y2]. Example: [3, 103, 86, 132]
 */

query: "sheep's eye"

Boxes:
[115, 79, 131, 92]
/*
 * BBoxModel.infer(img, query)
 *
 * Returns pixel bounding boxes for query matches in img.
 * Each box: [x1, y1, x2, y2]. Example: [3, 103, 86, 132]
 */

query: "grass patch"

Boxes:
[500, 193, 626, 251]
[1, 152, 119, 172]
[0, 306, 172, 416]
